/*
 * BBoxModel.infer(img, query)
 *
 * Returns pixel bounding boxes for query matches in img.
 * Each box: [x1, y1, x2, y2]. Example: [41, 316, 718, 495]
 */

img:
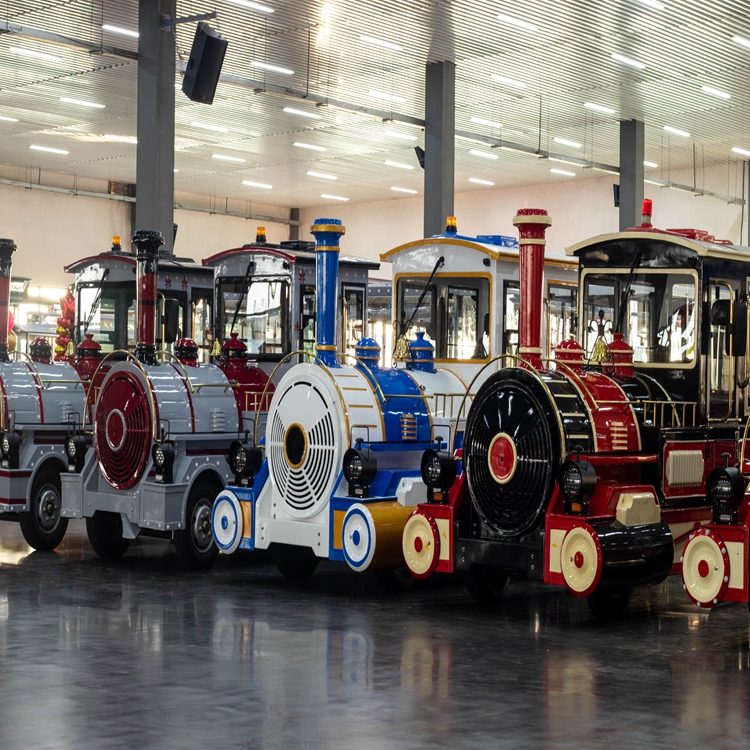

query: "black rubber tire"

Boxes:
[273, 544, 320, 581]
[174, 478, 220, 571]
[19, 468, 68, 551]
[375, 566, 417, 592]
[86, 511, 131, 560]
[587, 586, 633, 620]
[465, 565, 510, 606]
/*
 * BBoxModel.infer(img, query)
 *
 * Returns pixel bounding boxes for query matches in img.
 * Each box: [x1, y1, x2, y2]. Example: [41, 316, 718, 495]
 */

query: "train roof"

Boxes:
[65, 251, 210, 275]
[381, 231, 575, 267]
[202, 243, 380, 271]
[567, 228, 750, 264]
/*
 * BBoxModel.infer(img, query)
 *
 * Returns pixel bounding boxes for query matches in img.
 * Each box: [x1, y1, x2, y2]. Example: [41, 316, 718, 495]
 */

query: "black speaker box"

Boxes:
[181, 22, 228, 105]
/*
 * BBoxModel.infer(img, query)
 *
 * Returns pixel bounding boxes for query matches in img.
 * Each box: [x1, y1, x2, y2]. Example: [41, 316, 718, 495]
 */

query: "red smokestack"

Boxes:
[0, 239, 16, 362]
[132, 229, 164, 365]
[512, 209, 552, 371]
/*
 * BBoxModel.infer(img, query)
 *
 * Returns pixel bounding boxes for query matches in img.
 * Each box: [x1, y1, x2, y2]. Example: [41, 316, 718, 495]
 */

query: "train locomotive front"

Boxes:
[61, 230, 273, 569]
[402, 205, 722, 616]
[211, 219, 467, 581]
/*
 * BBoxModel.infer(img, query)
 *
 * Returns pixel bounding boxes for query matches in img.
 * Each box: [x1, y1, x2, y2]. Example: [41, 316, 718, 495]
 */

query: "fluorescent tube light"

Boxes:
[490, 74, 526, 88]
[732, 35, 750, 49]
[385, 131, 417, 140]
[701, 85, 730, 99]
[321, 193, 348, 201]
[242, 180, 272, 189]
[384, 160, 414, 169]
[611, 52, 646, 69]
[294, 142, 327, 151]
[550, 168, 575, 176]
[732, 147, 750, 157]
[60, 97, 105, 109]
[469, 149, 499, 160]
[369, 90, 407, 103]
[469, 178, 495, 186]
[471, 117, 502, 128]
[102, 24, 139, 37]
[227, 0, 274, 11]
[190, 122, 229, 132]
[553, 137, 582, 148]
[30, 145, 69, 154]
[663, 125, 690, 137]
[251, 61, 293, 75]
[283, 107, 321, 119]
[213, 154, 246, 162]
[584, 102, 615, 114]
[0, 115, 19, 122]
[496, 13, 538, 31]
[360, 36, 402, 51]
[391, 187, 418, 194]
[307, 171, 336, 180]
[10, 47, 60, 62]
[104, 135, 137, 143]
[644, 160, 658, 168]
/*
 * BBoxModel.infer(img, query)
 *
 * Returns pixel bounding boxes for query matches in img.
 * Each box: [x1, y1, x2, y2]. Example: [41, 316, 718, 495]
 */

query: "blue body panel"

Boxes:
[231, 460, 269, 551]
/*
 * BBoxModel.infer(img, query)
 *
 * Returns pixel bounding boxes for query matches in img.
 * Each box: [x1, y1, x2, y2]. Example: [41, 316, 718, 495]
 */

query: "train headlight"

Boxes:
[343, 446, 377, 498]
[707, 462, 745, 524]
[65, 435, 87, 473]
[0, 432, 20, 470]
[151, 442, 175, 484]
[559, 453, 596, 514]
[421, 448, 456, 502]
[229, 440, 262, 487]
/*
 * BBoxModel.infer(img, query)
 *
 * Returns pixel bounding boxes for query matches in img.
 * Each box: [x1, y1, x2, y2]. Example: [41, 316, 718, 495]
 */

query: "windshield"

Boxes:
[77, 283, 135, 352]
[582, 270, 697, 366]
[218, 277, 289, 356]
[396, 275, 490, 360]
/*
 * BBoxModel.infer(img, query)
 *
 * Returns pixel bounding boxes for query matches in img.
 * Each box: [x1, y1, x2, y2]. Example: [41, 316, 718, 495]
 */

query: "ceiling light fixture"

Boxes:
[496, 13, 538, 31]
[190, 121, 229, 132]
[30, 145, 68, 154]
[212, 154, 246, 162]
[242, 180, 272, 189]
[611, 52, 646, 69]
[584, 102, 616, 114]
[251, 61, 293, 75]
[470, 116, 502, 128]
[104, 134, 137, 143]
[10, 47, 61, 62]
[321, 193, 348, 201]
[663, 125, 690, 137]
[732, 35, 750, 49]
[644, 177, 663, 185]
[294, 142, 326, 151]
[391, 187, 418, 194]
[227, 0, 274, 11]
[60, 97, 105, 109]
[369, 90, 407, 103]
[307, 171, 337, 180]
[0, 115, 19, 122]
[634, 0, 664, 9]
[550, 168, 576, 176]
[490, 74, 526, 88]
[468, 178, 495, 186]
[359, 35, 403, 51]
[174, 169, 179, 172]
[384, 160, 414, 169]
[701, 85, 731, 99]
[732, 147, 750, 157]
[644, 160, 658, 168]
[283, 107, 322, 119]
[385, 131, 417, 141]
[102, 24, 139, 37]
[553, 137, 582, 148]
[469, 149, 499, 160]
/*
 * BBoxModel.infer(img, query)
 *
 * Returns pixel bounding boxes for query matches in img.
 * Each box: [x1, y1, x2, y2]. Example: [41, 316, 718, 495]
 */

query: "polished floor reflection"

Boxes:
[0, 520, 748, 749]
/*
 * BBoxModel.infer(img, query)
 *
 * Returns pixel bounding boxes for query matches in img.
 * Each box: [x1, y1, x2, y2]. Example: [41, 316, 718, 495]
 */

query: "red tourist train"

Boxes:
[402, 201, 744, 617]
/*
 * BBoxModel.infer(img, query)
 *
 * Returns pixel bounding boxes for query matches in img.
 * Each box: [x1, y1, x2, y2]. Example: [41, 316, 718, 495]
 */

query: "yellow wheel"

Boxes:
[561, 525, 602, 597]
[402, 510, 439, 579]
[681, 529, 729, 608]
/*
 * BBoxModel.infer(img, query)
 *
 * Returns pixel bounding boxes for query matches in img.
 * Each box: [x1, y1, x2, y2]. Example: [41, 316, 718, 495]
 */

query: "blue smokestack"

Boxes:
[310, 218, 345, 367]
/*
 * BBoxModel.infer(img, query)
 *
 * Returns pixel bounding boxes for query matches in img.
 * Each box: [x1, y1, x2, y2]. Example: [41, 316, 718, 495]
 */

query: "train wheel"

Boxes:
[587, 586, 632, 620]
[175, 479, 220, 571]
[19, 468, 68, 551]
[86, 511, 131, 560]
[560, 525, 602, 597]
[465, 565, 509, 606]
[402, 510, 439, 579]
[375, 566, 416, 592]
[681, 528, 730, 608]
[273, 544, 319, 581]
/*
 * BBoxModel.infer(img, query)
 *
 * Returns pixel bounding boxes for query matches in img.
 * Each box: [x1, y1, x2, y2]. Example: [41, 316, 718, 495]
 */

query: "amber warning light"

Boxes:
[256, 226, 267, 243]
[445, 216, 457, 233]
[111, 235, 122, 252]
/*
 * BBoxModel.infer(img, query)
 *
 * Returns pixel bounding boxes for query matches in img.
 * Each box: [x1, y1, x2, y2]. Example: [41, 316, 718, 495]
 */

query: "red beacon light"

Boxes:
[641, 199, 653, 227]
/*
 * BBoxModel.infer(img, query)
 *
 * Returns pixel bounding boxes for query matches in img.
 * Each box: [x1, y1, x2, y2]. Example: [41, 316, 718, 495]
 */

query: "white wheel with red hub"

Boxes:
[561, 525, 602, 597]
[681, 529, 730, 608]
[402, 510, 440, 579]
[487, 432, 517, 484]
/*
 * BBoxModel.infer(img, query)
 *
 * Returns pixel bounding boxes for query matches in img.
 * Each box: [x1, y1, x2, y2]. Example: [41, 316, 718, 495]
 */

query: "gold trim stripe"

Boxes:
[310, 224, 346, 233]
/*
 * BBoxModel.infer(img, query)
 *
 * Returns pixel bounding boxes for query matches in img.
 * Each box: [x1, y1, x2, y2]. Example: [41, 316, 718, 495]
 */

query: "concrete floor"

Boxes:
[0, 521, 747, 750]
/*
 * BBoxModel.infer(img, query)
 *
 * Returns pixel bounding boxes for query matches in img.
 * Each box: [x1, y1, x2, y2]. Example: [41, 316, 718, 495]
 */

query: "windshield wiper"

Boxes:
[230, 261, 257, 335]
[394, 256, 444, 354]
[615, 251, 641, 334]
[80, 268, 110, 343]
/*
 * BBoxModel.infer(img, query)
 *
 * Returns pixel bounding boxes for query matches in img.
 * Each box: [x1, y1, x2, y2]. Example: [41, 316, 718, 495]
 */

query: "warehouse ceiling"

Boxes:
[0, 0, 749, 209]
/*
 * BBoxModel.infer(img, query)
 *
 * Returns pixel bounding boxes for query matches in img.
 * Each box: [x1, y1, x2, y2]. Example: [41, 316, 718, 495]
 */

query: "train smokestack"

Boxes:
[310, 218, 345, 368]
[0, 239, 16, 362]
[512, 209, 552, 371]
[132, 229, 164, 366]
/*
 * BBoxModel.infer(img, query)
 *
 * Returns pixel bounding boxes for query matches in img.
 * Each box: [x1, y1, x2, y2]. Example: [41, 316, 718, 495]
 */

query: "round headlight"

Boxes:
[154, 445, 165, 467]
[707, 466, 745, 510]
[2, 435, 10, 456]
[561, 463, 582, 499]
[346, 453, 363, 481]
[66, 436, 77, 458]
[420, 449, 457, 492]
[710, 475, 733, 503]
[234, 445, 247, 473]
[424, 454, 442, 488]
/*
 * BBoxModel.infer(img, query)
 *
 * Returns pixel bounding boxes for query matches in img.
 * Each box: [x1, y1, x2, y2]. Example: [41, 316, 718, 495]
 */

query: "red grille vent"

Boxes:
[95, 370, 153, 490]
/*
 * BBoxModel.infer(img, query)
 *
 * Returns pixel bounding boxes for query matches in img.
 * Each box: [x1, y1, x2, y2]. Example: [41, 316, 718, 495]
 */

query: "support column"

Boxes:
[136, 0, 176, 256]
[289, 207, 300, 241]
[424, 61, 455, 238]
[619, 120, 644, 231]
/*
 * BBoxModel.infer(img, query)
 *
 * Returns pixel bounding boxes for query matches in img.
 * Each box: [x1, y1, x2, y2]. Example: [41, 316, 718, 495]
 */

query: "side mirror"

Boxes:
[162, 298, 180, 344]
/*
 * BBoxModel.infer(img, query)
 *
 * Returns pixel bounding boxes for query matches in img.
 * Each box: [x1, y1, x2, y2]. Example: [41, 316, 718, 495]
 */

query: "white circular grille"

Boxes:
[267, 373, 341, 518]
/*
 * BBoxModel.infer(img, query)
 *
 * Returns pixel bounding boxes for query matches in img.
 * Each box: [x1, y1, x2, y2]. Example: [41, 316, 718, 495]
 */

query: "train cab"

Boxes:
[203, 233, 379, 378]
[381, 217, 578, 385]
[66, 236, 214, 360]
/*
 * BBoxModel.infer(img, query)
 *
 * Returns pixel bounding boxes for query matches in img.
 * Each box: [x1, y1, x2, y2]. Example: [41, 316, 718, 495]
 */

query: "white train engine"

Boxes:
[61, 230, 273, 569]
